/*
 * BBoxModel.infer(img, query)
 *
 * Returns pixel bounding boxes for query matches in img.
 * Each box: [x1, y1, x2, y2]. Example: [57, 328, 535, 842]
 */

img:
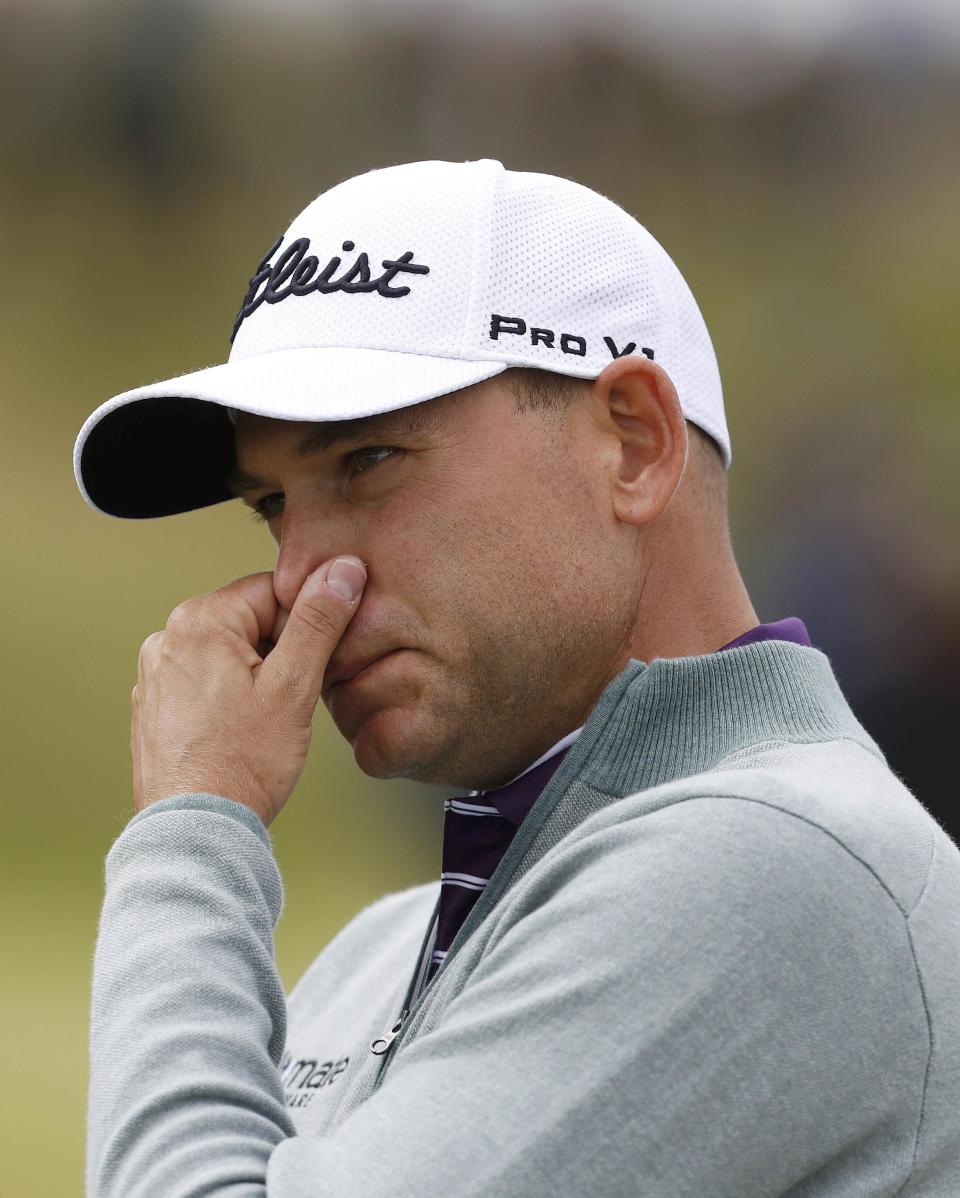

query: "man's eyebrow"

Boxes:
[223, 403, 443, 496]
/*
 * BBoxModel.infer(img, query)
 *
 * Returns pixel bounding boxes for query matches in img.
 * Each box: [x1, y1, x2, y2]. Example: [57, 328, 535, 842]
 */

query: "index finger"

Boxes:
[204, 570, 281, 651]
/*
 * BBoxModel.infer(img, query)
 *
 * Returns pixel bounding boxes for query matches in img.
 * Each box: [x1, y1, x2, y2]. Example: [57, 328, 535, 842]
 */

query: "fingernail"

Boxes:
[325, 557, 366, 602]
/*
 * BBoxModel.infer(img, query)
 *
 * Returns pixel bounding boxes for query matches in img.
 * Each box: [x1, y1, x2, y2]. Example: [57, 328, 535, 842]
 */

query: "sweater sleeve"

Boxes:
[87, 791, 929, 1198]
[86, 794, 293, 1197]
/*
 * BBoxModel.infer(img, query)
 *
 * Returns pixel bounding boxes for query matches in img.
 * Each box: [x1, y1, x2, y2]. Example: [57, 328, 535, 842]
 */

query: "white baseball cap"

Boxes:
[73, 158, 729, 518]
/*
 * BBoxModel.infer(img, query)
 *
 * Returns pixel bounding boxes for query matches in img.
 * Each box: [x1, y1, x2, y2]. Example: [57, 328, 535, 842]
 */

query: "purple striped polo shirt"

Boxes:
[424, 618, 812, 985]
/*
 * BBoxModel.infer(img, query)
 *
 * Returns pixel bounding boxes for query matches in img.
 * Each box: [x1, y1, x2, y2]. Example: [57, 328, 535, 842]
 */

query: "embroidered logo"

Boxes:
[230, 236, 431, 343]
[489, 313, 654, 362]
[280, 1049, 351, 1109]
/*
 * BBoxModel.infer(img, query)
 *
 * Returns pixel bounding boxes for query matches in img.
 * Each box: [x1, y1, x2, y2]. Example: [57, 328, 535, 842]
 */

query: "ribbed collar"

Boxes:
[539, 639, 880, 813]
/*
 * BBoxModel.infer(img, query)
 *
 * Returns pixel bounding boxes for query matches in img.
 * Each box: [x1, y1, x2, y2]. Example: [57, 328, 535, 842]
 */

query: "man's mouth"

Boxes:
[323, 648, 400, 695]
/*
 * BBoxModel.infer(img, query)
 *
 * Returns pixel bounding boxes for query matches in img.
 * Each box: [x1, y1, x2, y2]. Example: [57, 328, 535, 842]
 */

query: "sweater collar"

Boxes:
[548, 636, 878, 808]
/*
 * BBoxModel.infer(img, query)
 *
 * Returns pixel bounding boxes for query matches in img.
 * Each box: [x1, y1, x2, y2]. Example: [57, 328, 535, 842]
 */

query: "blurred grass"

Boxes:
[1, 17, 958, 1195]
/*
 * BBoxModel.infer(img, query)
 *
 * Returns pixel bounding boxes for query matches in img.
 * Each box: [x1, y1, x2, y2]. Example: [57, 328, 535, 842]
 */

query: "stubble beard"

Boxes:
[364, 595, 630, 791]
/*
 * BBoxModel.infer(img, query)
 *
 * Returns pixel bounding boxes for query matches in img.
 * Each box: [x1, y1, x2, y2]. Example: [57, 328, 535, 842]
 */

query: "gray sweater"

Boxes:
[87, 641, 960, 1196]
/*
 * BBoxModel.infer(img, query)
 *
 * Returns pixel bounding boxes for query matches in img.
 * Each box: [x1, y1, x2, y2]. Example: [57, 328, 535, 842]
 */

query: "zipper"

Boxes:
[369, 896, 440, 1061]
[367, 716, 601, 1084]
[370, 1008, 409, 1055]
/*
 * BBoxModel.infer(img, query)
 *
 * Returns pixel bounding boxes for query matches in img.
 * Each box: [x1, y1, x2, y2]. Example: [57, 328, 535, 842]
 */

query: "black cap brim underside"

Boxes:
[80, 398, 238, 519]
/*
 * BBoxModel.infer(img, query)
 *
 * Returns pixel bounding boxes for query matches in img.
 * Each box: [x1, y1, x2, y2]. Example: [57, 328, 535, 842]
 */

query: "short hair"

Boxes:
[509, 366, 584, 416]
[509, 366, 727, 502]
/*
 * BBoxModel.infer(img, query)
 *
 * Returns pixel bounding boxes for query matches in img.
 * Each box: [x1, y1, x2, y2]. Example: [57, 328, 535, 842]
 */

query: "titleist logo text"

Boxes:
[230, 236, 431, 343]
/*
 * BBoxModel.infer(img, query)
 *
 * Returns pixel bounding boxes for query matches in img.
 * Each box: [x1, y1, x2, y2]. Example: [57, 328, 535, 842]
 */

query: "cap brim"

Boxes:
[73, 347, 508, 518]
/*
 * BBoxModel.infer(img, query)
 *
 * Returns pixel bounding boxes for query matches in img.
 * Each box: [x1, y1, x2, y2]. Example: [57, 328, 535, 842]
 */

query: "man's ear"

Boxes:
[589, 354, 688, 528]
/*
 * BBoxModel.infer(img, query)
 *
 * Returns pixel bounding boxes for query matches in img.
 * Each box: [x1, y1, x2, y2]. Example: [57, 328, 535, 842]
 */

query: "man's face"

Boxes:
[230, 373, 638, 790]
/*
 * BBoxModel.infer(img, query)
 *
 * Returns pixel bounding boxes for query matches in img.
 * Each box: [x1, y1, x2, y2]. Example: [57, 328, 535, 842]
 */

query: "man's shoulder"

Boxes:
[529, 735, 947, 928]
[689, 735, 942, 918]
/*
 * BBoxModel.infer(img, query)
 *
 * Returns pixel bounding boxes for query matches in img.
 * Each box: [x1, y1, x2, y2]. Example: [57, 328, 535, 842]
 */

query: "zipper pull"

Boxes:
[370, 1008, 409, 1056]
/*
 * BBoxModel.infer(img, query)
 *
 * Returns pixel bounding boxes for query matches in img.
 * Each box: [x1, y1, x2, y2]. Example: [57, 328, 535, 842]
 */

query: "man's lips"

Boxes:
[323, 648, 400, 695]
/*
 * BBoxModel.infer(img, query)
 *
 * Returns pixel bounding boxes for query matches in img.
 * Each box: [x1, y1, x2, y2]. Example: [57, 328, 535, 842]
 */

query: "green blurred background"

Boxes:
[2, 1, 958, 1192]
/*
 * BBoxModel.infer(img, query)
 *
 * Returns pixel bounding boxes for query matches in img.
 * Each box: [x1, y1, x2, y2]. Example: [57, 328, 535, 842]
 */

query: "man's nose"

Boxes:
[272, 519, 357, 613]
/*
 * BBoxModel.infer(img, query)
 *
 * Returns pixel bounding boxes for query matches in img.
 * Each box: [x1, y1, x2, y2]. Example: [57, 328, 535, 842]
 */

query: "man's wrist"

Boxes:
[128, 792, 271, 849]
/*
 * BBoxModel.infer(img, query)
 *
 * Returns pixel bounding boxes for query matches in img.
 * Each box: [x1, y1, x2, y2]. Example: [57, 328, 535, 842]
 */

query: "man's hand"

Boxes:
[130, 556, 367, 827]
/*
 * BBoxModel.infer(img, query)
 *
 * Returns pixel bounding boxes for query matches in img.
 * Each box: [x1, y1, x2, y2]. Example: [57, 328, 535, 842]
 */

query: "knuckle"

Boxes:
[165, 601, 198, 634]
[139, 630, 164, 660]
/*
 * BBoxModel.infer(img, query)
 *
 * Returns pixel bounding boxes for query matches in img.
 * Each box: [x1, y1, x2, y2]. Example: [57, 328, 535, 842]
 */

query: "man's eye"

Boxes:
[249, 493, 284, 523]
[247, 447, 398, 521]
[349, 446, 398, 475]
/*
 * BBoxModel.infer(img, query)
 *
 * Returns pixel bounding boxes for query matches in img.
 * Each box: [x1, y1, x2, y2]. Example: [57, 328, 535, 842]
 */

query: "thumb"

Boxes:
[258, 556, 367, 710]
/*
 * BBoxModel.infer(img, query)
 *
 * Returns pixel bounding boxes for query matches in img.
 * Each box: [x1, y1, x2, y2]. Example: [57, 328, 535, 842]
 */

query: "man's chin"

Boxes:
[322, 652, 465, 783]
[345, 704, 445, 782]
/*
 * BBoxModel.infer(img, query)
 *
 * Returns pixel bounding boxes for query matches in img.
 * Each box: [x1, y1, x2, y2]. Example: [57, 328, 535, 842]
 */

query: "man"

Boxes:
[75, 159, 959, 1196]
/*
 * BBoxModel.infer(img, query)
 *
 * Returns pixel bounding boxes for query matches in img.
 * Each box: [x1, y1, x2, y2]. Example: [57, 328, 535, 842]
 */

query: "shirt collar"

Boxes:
[719, 616, 812, 651]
